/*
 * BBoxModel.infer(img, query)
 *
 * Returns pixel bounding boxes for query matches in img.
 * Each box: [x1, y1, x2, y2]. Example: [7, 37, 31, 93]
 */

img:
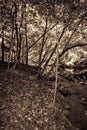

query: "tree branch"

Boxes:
[59, 43, 87, 57]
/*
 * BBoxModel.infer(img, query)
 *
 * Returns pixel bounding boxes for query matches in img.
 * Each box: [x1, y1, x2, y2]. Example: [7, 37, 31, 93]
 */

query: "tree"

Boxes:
[0, 0, 87, 74]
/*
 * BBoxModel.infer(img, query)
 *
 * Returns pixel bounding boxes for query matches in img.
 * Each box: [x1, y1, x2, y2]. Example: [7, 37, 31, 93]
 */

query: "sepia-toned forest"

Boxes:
[0, 0, 87, 130]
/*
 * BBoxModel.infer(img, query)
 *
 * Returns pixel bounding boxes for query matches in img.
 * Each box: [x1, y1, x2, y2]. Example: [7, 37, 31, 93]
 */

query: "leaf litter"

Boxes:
[0, 67, 87, 130]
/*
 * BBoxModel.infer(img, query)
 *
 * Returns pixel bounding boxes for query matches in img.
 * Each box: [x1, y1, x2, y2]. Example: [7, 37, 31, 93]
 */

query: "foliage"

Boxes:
[0, 0, 87, 74]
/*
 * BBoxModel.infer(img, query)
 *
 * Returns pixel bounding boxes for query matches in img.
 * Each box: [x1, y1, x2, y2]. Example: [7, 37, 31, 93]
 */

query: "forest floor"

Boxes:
[0, 62, 87, 130]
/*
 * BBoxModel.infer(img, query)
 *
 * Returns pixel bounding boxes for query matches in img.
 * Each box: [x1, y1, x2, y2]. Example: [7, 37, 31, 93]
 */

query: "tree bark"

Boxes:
[1, 26, 5, 63]
[25, 23, 28, 65]
[38, 17, 48, 77]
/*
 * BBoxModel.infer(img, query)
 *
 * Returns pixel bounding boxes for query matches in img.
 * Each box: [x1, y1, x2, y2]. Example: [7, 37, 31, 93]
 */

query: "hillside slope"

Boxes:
[0, 63, 87, 130]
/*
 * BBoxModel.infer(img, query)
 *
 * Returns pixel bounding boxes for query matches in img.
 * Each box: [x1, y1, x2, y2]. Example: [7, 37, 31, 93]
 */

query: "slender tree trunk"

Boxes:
[11, 23, 21, 69]
[1, 26, 5, 63]
[41, 24, 67, 75]
[38, 17, 48, 77]
[53, 26, 59, 106]
[8, 21, 14, 69]
[12, 23, 19, 69]
[25, 23, 28, 65]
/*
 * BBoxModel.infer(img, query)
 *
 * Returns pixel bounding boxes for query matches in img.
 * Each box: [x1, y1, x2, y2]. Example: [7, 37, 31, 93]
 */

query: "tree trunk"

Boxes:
[8, 21, 14, 69]
[11, 23, 21, 70]
[1, 26, 5, 63]
[25, 23, 28, 65]
[38, 17, 48, 77]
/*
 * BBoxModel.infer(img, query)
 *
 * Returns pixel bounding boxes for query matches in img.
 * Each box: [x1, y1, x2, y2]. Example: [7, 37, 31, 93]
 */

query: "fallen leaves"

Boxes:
[0, 69, 55, 130]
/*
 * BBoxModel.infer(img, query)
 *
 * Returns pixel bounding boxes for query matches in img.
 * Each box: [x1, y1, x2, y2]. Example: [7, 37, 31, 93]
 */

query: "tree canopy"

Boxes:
[0, 0, 87, 74]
